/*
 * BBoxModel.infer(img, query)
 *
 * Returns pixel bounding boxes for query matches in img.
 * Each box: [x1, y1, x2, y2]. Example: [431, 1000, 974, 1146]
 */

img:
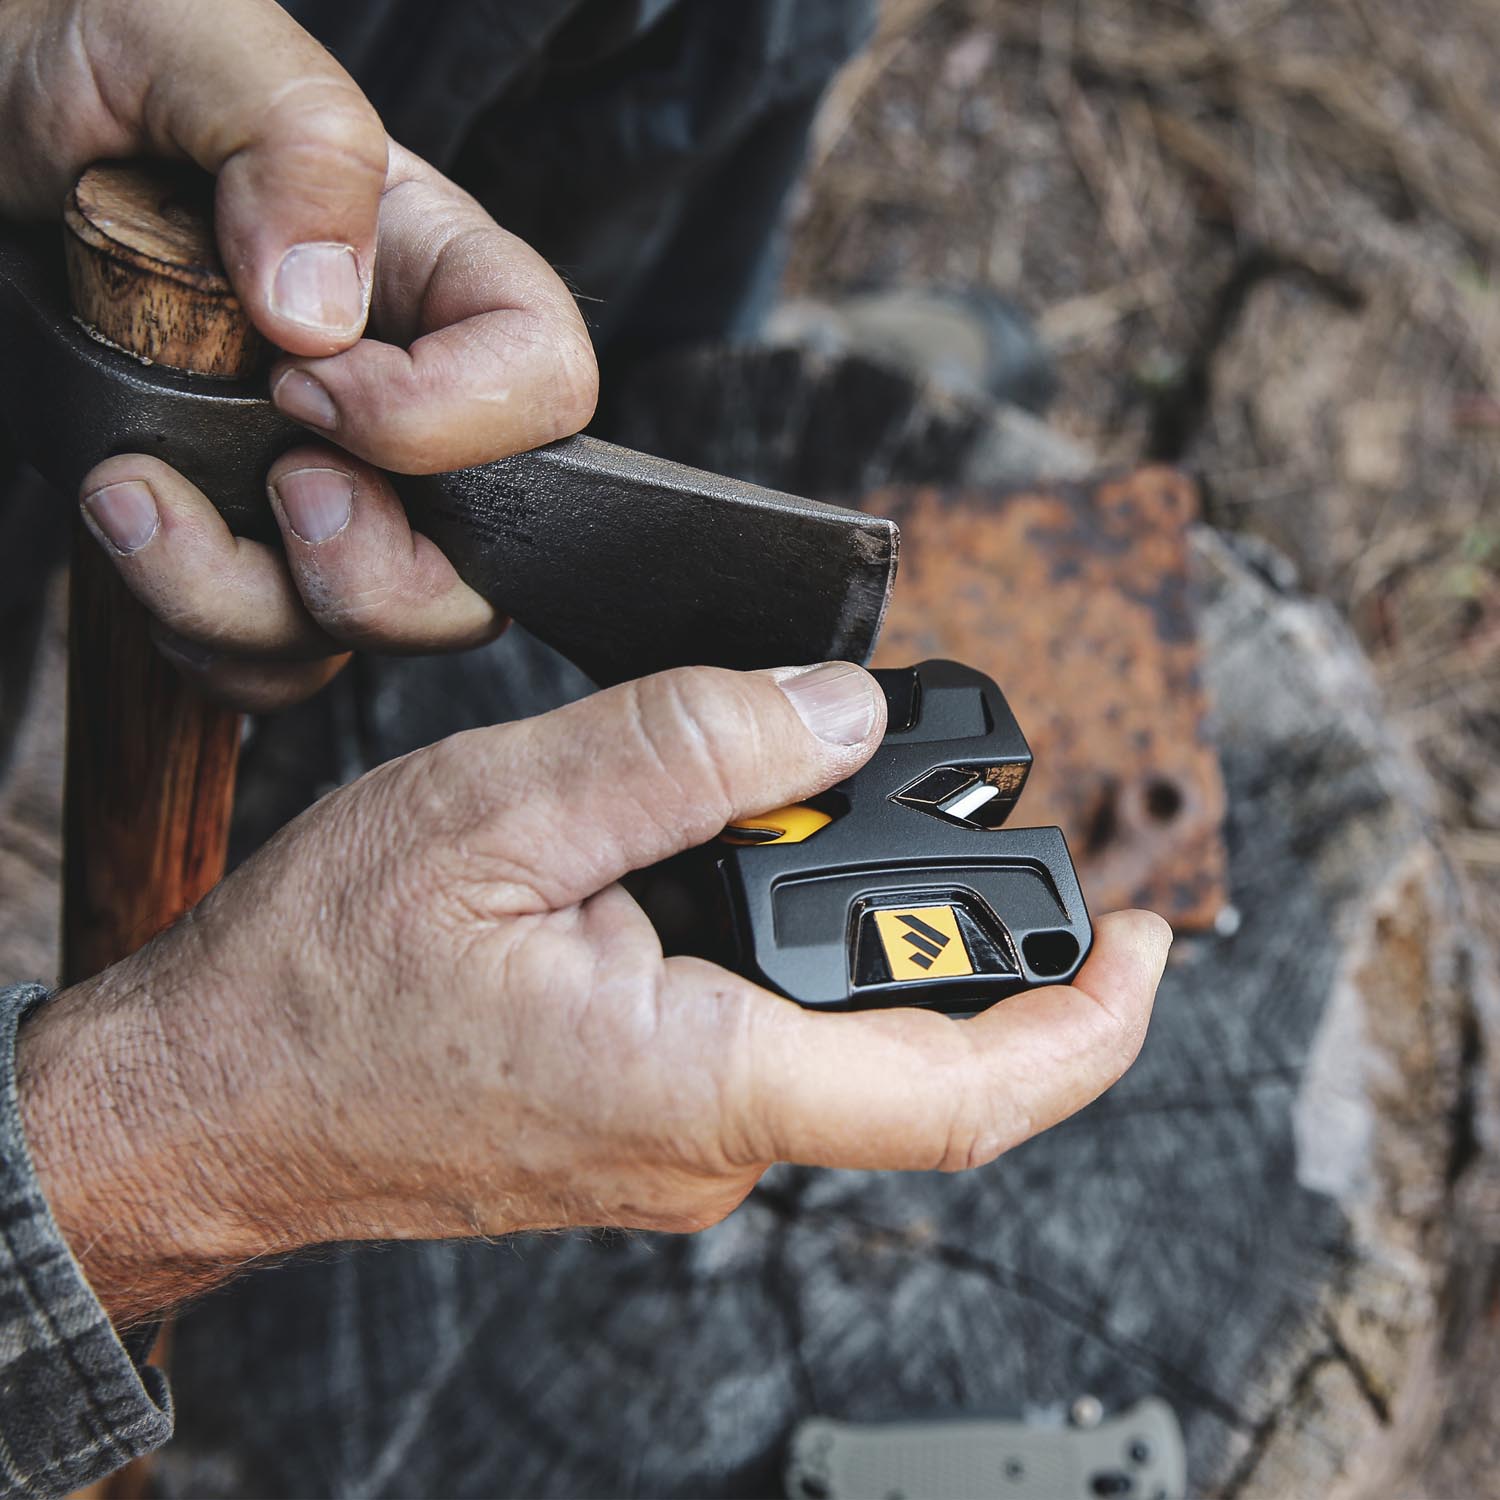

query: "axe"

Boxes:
[0, 162, 899, 989]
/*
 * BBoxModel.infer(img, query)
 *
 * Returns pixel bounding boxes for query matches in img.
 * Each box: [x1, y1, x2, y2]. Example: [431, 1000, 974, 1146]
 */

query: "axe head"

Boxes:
[0, 223, 898, 686]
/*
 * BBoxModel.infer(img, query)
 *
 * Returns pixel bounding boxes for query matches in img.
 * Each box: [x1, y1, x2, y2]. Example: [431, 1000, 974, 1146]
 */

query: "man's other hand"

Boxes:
[18, 663, 1170, 1326]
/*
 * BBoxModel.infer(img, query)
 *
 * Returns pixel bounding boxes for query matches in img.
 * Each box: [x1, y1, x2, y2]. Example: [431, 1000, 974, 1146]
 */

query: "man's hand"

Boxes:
[17, 662, 1170, 1327]
[1, 0, 598, 710]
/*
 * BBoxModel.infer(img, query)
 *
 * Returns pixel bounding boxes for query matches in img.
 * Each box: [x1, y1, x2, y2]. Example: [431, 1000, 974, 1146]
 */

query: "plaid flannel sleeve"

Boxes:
[0, 985, 172, 1499]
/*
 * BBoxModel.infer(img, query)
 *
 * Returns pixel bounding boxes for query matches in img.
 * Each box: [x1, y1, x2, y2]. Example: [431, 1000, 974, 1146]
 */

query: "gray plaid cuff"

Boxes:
[0, 984, 172, 1499]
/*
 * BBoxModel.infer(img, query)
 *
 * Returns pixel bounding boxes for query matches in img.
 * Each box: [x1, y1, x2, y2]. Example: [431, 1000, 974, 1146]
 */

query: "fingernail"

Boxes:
[82, 481, 159, 555]
[270, 242, 365, 334]
[272, 369, 339, 431]
[777, 662, 880, 746]
[272, 467, 354, 544]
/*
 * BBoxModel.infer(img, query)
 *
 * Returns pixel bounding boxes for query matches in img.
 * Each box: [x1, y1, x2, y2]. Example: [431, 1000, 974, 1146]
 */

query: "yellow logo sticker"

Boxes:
[873, 905, 974, 980]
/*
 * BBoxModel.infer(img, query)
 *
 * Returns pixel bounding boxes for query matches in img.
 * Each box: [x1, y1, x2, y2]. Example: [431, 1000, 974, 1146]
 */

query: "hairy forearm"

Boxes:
[14, 960, 289, 1327]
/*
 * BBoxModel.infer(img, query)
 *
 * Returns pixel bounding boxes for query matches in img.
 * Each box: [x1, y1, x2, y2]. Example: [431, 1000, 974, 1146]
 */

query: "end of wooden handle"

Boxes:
[62, 161, 267, 379]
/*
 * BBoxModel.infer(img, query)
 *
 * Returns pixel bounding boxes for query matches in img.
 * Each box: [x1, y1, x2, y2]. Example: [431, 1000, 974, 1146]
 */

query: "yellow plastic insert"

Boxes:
[720, 803, 833, 846]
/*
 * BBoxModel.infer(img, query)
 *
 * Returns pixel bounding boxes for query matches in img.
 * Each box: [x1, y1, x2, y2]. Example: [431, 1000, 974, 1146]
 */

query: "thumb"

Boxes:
[115, 0, 388, 354]
[435, 663, 887, 912]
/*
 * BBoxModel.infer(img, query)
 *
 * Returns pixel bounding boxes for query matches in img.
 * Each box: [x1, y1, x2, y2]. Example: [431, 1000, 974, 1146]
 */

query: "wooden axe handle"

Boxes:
[61, 162, 249, 1500]
[62, 162, 249, 983]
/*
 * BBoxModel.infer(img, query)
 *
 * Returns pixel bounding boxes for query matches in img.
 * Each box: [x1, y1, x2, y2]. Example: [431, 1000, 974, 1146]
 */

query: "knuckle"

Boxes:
[296, 555, 486, 652]
[580, 673, 732, 864]
[380, 741, 469, 847]
[296, 568, 400, 646]
[625, 669, 753, 822]
[547, 324, 600, 435]
[521, 315, 599, 441]
[331, 367, 445, 472]
[936, 1078, 1019, 1174]
[385, 734, 546, 912]
[468, 307, 599, 447]
[146, 574, 238, 643]
[269, 82, 388, 181]
[318, 600, 389, 648]
[339, 762, 457, 922]
[355, 422, 432, 476]
[304, 766, 431, 959]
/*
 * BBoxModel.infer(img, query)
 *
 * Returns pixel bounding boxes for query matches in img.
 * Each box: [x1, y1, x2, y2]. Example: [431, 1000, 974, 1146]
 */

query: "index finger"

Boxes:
[269, 143, 598, 472]
[704, 909, 1172, 1173]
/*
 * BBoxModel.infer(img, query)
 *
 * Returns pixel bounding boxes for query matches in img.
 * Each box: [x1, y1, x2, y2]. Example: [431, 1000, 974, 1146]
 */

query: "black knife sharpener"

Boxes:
[707, 660, 1093, 1014]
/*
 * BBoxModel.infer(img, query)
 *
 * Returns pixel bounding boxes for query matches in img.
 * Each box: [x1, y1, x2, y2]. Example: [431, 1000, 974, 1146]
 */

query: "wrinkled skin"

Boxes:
[2, 0, 598, 710]
[20, 664, 1169, 1325]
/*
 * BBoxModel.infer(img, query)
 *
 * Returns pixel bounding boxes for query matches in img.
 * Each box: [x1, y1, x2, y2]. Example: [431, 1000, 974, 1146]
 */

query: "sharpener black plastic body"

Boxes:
[712, 660, 1093, 1013]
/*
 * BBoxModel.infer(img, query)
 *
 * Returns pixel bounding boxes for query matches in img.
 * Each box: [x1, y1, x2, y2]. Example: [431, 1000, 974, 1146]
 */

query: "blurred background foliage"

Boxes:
[787, 0, 1500, 939]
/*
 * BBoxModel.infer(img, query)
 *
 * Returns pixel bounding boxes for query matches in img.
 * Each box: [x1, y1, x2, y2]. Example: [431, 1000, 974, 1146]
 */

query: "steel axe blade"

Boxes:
[0, 223, 898, 687]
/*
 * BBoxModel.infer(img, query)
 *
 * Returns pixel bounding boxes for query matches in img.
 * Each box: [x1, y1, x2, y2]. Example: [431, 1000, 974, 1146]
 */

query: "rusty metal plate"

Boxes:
[865, 468, 1228, 930]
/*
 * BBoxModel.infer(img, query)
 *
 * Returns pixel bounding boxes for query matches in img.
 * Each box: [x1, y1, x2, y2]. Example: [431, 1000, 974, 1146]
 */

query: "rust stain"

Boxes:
[864, 467, 1228, 929]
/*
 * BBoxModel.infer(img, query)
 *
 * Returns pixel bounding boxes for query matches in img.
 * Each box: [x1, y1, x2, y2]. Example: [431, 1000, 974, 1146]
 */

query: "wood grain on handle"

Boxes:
[62, 161, 253, 1500]
[62, 162, 266, 378]
[62, 543, 241, 980]
[63, 161, 249, 981]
